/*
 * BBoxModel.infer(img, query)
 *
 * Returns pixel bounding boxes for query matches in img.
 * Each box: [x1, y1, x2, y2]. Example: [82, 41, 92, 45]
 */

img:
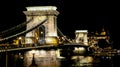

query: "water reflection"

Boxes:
[24, 49, 61, 67]
[71, 56, 93, 67]
[0, 49, 120, 67]
[24, 49, 120, 67]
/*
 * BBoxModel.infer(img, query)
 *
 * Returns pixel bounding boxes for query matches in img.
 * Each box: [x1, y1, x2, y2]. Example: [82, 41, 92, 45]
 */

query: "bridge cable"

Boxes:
[0, 17, 33, 36]
[0, 16, 48, 42]
[57, 27, 73, 43]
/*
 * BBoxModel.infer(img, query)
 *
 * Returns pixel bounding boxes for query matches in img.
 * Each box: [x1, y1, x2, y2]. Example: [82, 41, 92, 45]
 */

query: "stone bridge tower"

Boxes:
[75, 30, 88, 46]
[23, 6, 59, 45]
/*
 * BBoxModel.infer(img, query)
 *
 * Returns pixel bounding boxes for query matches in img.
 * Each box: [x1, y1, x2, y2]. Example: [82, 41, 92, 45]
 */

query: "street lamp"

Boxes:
[18, 37, 22, 47]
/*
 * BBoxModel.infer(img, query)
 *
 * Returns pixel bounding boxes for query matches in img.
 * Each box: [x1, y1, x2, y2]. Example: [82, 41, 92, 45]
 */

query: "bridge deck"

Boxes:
[0, 43, 89, 52]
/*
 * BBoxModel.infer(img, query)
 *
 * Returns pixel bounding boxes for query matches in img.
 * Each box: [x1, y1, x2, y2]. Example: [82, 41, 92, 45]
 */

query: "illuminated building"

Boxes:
[24, 6, 59, 45]
[88, 27, 112, 48]
[75, 30, 88, 46]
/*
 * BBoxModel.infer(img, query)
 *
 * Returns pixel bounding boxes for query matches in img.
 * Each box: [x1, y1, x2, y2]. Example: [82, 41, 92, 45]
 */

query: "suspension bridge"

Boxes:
[0, 6, 89, 52]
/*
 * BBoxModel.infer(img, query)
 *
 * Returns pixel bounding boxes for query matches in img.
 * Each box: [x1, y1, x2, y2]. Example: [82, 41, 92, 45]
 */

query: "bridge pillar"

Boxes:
[23, 6, 59, 45]
[75, 30, 88, 46]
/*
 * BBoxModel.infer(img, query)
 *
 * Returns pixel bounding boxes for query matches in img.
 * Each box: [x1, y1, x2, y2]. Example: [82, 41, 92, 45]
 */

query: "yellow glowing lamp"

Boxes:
[13, 40, 19, 45]
[101, 31, 106, 35]
[100, 28, 106, 35]
[45, 36, 58, 45]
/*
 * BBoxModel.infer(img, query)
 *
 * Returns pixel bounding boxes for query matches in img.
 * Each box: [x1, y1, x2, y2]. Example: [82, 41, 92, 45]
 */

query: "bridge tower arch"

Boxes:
[23, 6, 59, 45]
[75, 30, 88, 46]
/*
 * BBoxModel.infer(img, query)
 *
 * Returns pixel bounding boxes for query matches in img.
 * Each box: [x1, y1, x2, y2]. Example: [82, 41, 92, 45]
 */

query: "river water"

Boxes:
[0, 49, 120, 67]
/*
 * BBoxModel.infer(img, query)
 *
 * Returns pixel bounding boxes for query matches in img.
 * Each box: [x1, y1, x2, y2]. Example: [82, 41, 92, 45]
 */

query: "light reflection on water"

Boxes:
[23, 49, 120, 67]
[71, 56, 94, 67]
[0, 49, 120, 67]
[24, 49, 61, 67]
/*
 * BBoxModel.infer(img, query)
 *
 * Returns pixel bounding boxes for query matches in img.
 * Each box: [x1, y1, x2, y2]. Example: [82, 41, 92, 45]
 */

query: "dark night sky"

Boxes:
[0, 0, 119, 46]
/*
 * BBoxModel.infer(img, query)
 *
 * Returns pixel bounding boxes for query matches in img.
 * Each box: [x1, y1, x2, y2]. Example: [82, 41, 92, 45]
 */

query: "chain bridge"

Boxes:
[0, 6, 89, 52]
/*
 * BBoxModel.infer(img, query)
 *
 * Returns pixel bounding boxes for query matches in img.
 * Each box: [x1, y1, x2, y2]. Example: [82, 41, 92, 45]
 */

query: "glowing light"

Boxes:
[41, 31, 44, 34]
[49, 49, 56, 56]
[74, 47, 85, 51]
[30, 49, 36, 54]
[39, 50, 47, 57]
[45, 37, 58, 45]
[74, 47, 86, 54]
[25, 38, 34, 44]
[78, 47, 85, 51]
[75, 47, 79, 50]
[75, 30, 88, 33]
[26, 6, 57, 11]
[18, 37, 22, 40]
